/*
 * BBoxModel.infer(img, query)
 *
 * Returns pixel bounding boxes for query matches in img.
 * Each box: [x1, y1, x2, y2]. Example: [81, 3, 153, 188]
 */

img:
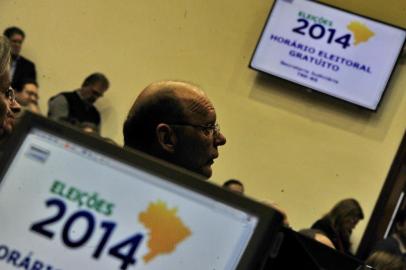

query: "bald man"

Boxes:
[123, 80, 226, 178]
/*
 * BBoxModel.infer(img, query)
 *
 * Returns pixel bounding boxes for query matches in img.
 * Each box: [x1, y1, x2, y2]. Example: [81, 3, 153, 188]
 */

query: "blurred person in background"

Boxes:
[3, 26, 36, 90]
[366, 251, 405, 270]
[48, 72, 109, 134]
[15, 78, 40, 114]
[311, 198, 364, 254]
[223, 179, 245, 195]
[373, 209, 406, 262]
[0, 36, 21, 144]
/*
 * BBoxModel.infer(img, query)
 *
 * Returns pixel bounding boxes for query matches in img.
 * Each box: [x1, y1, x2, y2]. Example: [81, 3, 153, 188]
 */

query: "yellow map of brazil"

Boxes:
[139, 200, 192, 263]
[347, 21, 375, 45]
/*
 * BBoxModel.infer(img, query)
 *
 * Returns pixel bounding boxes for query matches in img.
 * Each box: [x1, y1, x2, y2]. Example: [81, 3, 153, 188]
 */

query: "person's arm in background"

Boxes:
[48, 94, 69, 121]
[27, 61, 36, 82]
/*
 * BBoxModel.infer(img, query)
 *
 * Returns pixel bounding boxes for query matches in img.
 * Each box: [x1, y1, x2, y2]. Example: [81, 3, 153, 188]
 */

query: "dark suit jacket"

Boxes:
[11, 56, 37, 90]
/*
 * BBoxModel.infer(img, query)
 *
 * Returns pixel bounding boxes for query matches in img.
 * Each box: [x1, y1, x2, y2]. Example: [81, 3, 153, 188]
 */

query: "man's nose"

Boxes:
[214, 132, 226, 146]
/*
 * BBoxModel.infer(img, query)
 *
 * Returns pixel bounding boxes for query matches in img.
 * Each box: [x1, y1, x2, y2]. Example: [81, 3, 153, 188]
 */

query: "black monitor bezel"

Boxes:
[0, 112, 283, 270]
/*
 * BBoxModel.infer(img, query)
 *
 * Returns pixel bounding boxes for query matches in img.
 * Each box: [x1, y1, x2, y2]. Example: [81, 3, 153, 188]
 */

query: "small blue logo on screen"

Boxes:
[25, 145, 50, 163]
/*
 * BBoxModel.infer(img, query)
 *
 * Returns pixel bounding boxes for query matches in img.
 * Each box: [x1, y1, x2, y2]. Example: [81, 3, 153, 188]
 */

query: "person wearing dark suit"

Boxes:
[3, 26, 37, 90]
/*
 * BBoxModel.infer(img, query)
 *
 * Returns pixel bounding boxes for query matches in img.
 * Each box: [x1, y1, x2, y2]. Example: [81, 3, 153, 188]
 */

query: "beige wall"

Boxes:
[2, 0, 406, 250]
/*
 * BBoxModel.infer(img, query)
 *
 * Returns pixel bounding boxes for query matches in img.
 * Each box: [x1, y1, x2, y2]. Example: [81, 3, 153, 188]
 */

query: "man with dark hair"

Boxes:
[48, 72, 109, 133]
[123, 80, 226, 178]
[223, 179, 245, 195]
[3, 26, 36, 90]
[374, 209, 406, 262]
[15, 78, 40, 114]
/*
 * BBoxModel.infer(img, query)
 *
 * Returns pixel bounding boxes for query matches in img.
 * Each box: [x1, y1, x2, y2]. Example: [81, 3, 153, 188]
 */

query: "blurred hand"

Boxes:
[262, 200, 289, 227]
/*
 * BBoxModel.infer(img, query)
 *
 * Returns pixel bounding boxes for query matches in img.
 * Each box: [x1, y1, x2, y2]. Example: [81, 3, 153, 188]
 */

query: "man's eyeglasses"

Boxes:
[170, 123, 220, 136]
[2, 86, 16, 103]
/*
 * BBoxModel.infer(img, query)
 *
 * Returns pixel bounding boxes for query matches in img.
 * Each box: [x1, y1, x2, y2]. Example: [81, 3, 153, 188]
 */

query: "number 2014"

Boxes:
[292, 18, 351, 49]
[30, 198, 143, 270]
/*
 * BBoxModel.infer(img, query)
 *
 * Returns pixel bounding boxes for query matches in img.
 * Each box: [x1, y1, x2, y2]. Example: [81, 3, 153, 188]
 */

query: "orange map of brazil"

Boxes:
[139, 200, 192, 263]
[347, 21, 375, 45]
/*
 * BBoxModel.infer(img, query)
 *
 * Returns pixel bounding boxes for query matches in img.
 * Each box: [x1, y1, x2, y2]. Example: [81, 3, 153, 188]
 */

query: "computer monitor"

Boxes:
[250, 0, 406, 110]
[0, 112, 283, 270]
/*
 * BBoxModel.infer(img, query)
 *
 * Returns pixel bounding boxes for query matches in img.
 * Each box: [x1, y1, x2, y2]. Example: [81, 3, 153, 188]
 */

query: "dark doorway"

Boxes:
[357, 131, 406, 259]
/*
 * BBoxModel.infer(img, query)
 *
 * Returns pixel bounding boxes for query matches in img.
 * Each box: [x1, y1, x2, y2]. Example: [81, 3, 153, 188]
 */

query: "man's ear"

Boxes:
[156, 123, 177, 153]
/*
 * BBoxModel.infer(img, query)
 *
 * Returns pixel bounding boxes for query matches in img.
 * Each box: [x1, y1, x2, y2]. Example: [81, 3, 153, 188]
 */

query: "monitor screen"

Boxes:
[0, 126, 267, 270]
[250, 0, 406, 110]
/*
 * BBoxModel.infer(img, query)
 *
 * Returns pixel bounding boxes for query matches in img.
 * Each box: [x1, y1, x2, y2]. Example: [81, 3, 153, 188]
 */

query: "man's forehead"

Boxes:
[182, 94, 214, 118]
[91, 82, 108, 92]
[23, 83, 37, 90]
[134, 80, 216, 119]
[167, 83, 214, 121]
